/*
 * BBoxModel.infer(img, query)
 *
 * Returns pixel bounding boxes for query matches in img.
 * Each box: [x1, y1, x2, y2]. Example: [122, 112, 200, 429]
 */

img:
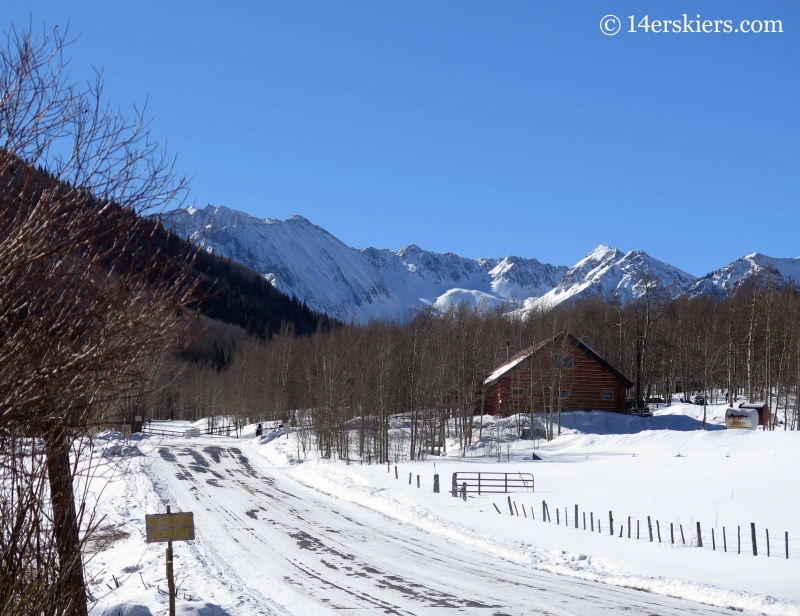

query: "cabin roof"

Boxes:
[484, 332, 634, 389]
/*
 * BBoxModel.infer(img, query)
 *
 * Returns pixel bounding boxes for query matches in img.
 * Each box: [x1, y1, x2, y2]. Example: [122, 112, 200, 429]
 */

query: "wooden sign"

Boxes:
[145, 512, 195, 543]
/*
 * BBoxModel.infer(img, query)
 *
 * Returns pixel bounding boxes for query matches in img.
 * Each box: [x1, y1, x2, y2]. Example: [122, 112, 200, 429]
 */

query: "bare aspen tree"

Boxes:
[1, 23, 195, 615]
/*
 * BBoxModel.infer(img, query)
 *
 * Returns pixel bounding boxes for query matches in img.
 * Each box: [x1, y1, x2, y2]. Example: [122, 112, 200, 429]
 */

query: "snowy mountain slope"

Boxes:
[432, 288, 507, 310]
[687, 253, 800, 298]
[487, 256, 569, 299]
[523, 245, 697, 311]
[166, 205, 395, 321]
[166, 205, 799, 321]
[165, 205, 568, 321]
[361, 245, 568, 312]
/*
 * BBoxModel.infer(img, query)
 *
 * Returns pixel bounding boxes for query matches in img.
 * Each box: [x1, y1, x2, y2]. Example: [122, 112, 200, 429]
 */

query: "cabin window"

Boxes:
[555, 355, 573, 368]
[560, 390, 568, 398]
[601, 391, 613, 399]
[512, 387, 524, 398]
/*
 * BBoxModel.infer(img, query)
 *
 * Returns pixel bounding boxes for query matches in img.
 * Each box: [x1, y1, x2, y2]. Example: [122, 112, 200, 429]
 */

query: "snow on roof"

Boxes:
[483, 332, 634, 388]
[483, 336, 556, 385]
[484, 354, 530, 384]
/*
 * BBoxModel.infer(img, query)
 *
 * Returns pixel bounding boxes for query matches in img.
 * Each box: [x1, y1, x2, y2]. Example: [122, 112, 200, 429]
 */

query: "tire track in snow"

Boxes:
[149, 441, 752, 616]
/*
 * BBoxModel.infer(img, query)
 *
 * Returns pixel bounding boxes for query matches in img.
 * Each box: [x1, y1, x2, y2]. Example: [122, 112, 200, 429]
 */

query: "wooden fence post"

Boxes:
[165, 505, 175, 616]
[697, 522, 703, 548]
[723, 526, 726, 552]
[590, 512, 594, 532]
[628, 516, 631, 539]
[766, 529, 770, 557]
[751, 523, 757, 556]
[738, 525, 741, 554]
[514, 502, 520, 517]
[609, 511, 613, 536]
[542, 500, 546, 521]
[417, 475, 420, 488]
[452, 473, 457, 497]
[493, 503, 502, 514]
[556, 508, 560, 525]
[409, 472, 412, 485]
[461, 482, 467, 501]
[670, 522, 674, 544]
[656, 520, 661, 543]
[508, 496, 514, 515]
[712, 528, 715, 551]
[637, 519, 640, 540]
[786, 532, 789, 559]
[395, 465, 398, 479]
[433, 474, 439, 493]
[583, 511, 586, 530]
[575, 505, 578, 529]
[648, 517, 653, 542]
[680, 524, 685, 545]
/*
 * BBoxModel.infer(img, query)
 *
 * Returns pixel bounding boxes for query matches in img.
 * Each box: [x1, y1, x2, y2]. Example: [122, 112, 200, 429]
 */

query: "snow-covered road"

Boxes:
[147, 439, 748, 616]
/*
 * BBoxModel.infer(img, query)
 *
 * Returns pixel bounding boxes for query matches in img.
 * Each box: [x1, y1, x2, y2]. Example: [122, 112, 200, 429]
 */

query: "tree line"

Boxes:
[149, 273, 800, 465]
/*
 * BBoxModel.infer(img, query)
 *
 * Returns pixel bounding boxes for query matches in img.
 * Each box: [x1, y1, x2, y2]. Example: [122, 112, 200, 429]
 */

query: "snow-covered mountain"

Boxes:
[687, 253, 800, 299]
[361, 245, 568, 314]
[165, 205, 800, 321]
[165, 205, 568, 321]
[522, 245, 697, 312]
[165, 206, 396, 321]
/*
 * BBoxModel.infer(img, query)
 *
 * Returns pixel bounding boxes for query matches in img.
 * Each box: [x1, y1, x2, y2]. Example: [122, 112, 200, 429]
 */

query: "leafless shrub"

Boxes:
[1, 22, 196, 615]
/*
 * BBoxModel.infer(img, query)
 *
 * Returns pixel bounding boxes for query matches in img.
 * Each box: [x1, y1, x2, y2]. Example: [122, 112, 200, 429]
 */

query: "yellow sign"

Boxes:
[145, 512, 195, 543]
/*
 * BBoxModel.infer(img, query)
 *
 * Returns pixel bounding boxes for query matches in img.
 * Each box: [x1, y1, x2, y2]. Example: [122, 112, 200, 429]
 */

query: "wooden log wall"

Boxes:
[483, 339, 628, 416]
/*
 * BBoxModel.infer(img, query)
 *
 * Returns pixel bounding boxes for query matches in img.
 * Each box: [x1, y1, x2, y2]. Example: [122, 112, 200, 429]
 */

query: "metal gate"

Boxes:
[451, 472, 534, 495]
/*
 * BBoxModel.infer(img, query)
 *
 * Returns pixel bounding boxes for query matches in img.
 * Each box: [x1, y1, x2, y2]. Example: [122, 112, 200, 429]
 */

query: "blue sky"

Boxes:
[8, 1, 799, 275]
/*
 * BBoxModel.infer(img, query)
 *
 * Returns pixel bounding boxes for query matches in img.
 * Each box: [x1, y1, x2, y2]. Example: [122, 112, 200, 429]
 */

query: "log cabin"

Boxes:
[480, 332, 633, 416]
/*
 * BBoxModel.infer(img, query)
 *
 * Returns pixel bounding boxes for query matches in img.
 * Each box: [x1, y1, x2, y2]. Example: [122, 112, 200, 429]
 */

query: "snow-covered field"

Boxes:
[87, 402, 800, 616]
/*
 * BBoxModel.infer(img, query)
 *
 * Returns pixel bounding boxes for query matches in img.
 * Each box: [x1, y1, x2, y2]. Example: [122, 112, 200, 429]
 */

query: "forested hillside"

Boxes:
[150, 216, 334, 338]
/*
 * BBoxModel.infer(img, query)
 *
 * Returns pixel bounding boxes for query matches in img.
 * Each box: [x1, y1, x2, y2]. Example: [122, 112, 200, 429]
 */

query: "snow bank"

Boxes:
[254, 411, 800, 615]
[93, 597, 231, 616]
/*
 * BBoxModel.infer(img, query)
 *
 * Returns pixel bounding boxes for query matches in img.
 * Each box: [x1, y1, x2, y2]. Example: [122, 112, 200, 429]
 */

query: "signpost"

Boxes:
[145, 507, 195, 616]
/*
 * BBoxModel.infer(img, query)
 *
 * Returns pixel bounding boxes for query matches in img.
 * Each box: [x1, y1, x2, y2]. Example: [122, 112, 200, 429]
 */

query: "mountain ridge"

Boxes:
[166, 205, 569, 321]
[164, 205, 800, 321]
